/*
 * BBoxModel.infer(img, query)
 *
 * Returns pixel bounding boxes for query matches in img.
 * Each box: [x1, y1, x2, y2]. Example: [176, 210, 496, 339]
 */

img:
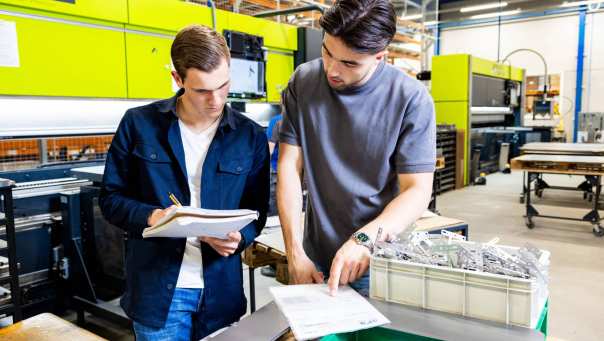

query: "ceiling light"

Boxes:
[561, 0, 604, 7]
[460, 2, 508, 13]
[470, 9, 521, 19]
[400, 14, 422, 20]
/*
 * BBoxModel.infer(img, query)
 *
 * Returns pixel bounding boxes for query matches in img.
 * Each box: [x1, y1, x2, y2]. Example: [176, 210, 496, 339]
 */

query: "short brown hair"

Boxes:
[320, 0, 396, 54]
[171, 24, 230, 80]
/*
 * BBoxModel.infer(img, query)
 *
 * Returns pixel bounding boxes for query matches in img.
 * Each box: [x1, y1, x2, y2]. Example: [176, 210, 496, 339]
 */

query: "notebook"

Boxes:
[142, 207, 259, 239]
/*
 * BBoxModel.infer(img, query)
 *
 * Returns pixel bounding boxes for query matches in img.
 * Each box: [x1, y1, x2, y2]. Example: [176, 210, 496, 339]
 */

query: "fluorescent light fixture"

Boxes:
[470, 9, 521, 19]
[460, 2, 508, 13]
[561, 0, 604, 7]
[400, 14, 422, 20]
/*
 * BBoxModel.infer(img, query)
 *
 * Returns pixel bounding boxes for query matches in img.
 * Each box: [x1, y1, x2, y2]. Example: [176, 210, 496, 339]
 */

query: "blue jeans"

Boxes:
[133, 288, 204, 341]
[315, 263, 370, 297]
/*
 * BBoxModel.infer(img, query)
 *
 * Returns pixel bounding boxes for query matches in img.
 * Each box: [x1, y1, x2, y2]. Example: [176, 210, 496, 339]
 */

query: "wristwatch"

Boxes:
[351, 231, 373, 251]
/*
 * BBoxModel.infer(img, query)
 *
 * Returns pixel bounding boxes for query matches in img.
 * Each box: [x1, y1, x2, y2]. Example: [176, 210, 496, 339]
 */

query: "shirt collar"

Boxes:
[158, 88, 237, 131]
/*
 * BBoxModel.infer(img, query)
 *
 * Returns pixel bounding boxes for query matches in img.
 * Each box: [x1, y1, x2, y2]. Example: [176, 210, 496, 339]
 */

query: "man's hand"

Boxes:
[147, 205, 177, 226]
[199, 232, 242, 257]
[328, 239, 370, 296]
[288, 251, 324, 284]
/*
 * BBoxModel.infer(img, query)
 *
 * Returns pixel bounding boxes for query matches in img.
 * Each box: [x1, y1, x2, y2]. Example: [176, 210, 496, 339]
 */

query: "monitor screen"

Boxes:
[229, 58, 265, 99]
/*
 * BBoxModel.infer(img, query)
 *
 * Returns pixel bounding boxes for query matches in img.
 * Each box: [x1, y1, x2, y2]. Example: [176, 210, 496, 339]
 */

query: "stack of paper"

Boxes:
[142, 207, 258, 239]
[270, 284, 390, 340]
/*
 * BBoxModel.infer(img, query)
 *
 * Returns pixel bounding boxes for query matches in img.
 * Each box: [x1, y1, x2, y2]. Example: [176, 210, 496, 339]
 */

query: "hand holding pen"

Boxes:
[146, 192, 181, 226]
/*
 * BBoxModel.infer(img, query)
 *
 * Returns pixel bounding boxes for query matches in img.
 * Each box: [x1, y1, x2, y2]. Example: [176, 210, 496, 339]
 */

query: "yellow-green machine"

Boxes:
[431, 54, 525, 185]
[0, 0, 297, 102]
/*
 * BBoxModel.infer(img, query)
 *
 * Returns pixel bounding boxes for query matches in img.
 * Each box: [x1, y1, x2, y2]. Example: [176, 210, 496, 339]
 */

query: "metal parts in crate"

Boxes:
[370, 233, 550, 329]
[374, 231, 547, 280]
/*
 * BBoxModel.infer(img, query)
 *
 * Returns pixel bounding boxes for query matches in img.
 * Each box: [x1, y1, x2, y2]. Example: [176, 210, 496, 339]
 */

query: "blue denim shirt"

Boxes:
[99, 90, 269, 336]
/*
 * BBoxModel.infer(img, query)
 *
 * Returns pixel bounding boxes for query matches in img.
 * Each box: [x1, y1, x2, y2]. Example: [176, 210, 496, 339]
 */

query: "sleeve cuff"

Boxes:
[238, 223, 258, 252]
[131, 204, 162, 237]
[396, 163, 436, 174]
[279, 133, 300, 146]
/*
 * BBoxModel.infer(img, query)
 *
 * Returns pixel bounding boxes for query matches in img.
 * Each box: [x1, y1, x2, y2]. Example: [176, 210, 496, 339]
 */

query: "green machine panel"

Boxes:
[472, 56, 524, 82]
[0, 11, 127, 97]
[125, 32, 175, 99]
[0, 0, 128, 23]
[0, 1, 297, 101]
[225, 11, 297, 50]
[128, 0, 217, 34]
[266, 51, 293, 103]
[127, 0, 296, 50]
[431, 54, 469, 102]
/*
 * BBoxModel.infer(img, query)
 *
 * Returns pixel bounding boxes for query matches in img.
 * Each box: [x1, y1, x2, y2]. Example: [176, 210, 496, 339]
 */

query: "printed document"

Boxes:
[270, 284, 389, 340]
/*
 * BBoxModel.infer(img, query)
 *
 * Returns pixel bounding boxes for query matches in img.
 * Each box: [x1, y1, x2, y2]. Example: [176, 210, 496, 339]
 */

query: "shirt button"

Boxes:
[236, 166, 242, 172]
[150, 153, 157, 160]
[167, 284, 173, 290]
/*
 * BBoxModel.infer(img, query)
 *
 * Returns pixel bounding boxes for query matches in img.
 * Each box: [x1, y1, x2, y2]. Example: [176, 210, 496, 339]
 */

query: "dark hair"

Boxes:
[320, 0, 396, 54]
[171, 24, 230, 80]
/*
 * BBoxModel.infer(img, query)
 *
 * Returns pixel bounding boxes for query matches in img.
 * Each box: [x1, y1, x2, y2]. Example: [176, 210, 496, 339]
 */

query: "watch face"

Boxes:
[356, 232, 370, 243]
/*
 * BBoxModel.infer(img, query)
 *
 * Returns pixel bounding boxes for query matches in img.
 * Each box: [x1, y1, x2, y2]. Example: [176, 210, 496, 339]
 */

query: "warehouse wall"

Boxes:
[439, 11, 604, 141]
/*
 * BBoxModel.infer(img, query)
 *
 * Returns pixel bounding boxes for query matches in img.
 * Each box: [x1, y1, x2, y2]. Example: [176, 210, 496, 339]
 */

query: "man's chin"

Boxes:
[327, 80, 348, 90]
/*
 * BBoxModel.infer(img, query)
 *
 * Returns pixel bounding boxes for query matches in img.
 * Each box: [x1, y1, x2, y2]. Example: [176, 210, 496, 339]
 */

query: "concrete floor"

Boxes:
[70, 171, 604, 340]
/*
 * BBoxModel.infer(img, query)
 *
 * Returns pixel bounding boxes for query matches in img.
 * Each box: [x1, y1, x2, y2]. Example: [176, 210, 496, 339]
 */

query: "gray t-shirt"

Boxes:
[280, 58, 436, 271]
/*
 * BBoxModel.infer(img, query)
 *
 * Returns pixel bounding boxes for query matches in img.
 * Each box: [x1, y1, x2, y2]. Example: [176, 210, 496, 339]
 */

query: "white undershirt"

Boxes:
[175, 117, 220, 288]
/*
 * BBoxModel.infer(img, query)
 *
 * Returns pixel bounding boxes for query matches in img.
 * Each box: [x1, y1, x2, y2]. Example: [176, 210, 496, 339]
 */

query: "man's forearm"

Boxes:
[358, 174, 433, 242]
[277, 165, 305, 259]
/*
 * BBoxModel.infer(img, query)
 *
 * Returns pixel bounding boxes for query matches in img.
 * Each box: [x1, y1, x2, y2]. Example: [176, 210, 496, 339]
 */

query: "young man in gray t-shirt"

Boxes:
[277, 0, 436, 296]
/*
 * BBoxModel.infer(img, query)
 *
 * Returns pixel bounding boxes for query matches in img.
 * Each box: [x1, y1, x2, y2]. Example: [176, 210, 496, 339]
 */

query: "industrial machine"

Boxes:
[577, 112, 604, 143]
[432, 54, 550, 185]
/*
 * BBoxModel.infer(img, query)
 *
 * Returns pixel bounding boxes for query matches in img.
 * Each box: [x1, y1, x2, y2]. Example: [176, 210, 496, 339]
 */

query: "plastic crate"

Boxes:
[370, 246, 549, 329]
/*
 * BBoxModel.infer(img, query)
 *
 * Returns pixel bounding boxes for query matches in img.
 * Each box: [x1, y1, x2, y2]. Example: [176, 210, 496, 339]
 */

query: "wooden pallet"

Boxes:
[243, 242, 289, 285]
[511, 155, 604, 175]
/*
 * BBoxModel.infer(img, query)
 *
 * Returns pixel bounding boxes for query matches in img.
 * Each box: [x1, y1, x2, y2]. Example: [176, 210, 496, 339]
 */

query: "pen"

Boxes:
[168, 192, 183, 207]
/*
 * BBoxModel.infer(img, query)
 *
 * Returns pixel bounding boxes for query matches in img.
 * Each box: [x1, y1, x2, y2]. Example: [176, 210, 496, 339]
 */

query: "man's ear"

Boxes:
[375, 50, 387, 62]
[171, 70, 184, 88]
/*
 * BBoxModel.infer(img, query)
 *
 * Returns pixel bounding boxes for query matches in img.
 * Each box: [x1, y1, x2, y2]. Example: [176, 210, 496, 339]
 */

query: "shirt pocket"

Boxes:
[131, 143, 176, 195]
[132, 143, 172, 163]
[216, 156, 254, 205]
[217, 157, 253, 175]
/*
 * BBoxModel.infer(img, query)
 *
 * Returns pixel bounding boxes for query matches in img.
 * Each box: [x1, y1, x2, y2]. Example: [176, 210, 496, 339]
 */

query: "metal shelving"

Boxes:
[0, 178, 22, 322]
[436, 126, 458, 194]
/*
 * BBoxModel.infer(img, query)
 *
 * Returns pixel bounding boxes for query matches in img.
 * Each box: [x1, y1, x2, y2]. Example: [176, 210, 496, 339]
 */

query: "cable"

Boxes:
[497, 0, 502, 61]
[501, 48, 549, 99]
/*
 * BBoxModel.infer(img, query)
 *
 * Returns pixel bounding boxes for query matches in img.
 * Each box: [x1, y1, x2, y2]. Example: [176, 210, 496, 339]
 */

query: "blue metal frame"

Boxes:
[439, 7, 583, 29]
[434, 23, 441, 56]
[573, 9, 587, 143]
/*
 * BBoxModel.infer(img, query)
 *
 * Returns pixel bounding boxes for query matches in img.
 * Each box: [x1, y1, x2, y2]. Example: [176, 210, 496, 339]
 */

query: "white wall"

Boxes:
[441, 15, 579, 76]
[584, 11, 604, 112]
[439, 11, 604, 141]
